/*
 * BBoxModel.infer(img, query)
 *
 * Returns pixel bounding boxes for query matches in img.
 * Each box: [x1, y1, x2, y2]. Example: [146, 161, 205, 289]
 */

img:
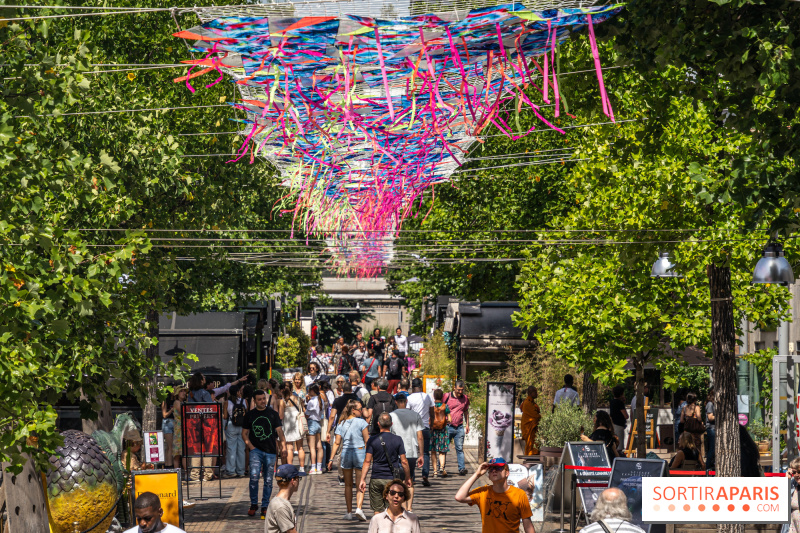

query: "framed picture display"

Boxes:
[483, 382, 517, 462]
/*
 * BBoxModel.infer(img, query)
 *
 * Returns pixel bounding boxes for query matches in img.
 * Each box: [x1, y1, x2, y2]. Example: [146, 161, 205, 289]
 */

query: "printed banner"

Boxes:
[143, 431, 165, 464]
[508, 463, 545, 523]
[131, 469, 183, 528]
[609, 458, 666, 533]
[642, 477, 790, 524]
[484, 382, 516, 461]
[182, 402, 222, 458]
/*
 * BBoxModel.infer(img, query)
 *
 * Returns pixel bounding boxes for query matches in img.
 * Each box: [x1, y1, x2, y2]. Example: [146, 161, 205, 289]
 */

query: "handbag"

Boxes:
[289, 397, 308, 435]
[379, 435, 405, 480]
[685, 416, 705, 434]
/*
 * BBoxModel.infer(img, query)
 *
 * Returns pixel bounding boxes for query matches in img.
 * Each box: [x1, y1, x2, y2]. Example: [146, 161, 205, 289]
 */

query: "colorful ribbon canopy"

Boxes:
[175, 3, 623, 275]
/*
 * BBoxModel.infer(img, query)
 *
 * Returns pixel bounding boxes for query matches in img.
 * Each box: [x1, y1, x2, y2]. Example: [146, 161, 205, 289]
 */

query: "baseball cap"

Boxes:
[275, 464, 307, 481]
[411, 378, 423, 388]
[488, 457, 508, 467]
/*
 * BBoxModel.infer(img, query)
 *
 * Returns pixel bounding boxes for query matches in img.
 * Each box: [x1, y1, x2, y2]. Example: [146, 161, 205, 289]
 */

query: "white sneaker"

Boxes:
[307, 467, 317, 475]
[343, 513, 353, 520]
[354, 509, 367, 521]
[299, 467, 306, 473]
[183, 500, 195, 508]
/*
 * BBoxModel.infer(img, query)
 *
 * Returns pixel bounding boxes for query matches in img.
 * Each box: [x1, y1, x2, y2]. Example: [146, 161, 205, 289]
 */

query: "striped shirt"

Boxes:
[581, 519, 646, 533]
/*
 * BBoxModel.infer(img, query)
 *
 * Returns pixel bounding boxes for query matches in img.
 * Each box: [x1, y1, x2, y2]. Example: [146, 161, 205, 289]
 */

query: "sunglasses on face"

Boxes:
[488, 466, 505, 472]
[388, 490, 405, 498]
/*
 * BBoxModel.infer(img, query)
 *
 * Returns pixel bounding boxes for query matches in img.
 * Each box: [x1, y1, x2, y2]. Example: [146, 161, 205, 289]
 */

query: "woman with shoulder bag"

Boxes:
[328, 399, 369, 521]
[680, 392, 705, 449]
[281, 383, 308, 471]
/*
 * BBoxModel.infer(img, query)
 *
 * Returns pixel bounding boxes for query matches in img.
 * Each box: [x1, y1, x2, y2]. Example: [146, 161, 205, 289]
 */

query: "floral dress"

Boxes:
[430, 402, 450, 453]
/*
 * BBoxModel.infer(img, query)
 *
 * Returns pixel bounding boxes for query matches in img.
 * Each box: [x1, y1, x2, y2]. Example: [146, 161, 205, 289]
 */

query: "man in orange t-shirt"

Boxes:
[454, 457, 535, 533]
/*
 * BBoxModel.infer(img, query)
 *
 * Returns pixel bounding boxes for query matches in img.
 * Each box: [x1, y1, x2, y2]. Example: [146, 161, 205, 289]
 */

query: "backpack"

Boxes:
[388, 357, 401, 377]
[432, 403, 447, 430]
[369, 392, 396, 434]
[339, 355, 355, 375]
[231, 398, 247, 427]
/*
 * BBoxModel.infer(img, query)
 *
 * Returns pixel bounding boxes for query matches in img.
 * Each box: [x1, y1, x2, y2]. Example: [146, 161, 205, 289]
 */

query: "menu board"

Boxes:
[567, 442, 611, 515]
[609, 458, 666, 533]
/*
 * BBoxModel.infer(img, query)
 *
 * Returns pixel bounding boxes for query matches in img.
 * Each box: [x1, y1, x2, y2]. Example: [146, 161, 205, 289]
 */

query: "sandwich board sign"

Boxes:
[553, 441, 611, 515]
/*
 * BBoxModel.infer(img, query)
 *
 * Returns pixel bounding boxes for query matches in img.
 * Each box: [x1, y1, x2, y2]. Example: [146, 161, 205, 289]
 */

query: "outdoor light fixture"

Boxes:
[651, 252, 682, 278]
[752, 241, 795, 286]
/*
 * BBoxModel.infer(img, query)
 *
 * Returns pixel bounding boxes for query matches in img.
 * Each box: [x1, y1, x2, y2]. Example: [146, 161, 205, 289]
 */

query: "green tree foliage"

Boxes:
[513, 55, 791, 456]
[607, 0, 800, 227]
[0, 2, 318, 471]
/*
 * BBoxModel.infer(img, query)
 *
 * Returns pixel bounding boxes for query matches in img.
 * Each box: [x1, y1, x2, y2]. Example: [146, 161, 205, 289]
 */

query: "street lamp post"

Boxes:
[751, 240, 794, 472]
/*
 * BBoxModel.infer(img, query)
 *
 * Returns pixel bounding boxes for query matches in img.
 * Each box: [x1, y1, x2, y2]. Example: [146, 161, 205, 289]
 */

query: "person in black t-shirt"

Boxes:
[358, 413, 410, 514]
[383, 349, 407, 394]
[326, 382, 360, 441]
[608, 386, 628, 455]
[242, 390, 285, 518]
[580, 410, 620, 460]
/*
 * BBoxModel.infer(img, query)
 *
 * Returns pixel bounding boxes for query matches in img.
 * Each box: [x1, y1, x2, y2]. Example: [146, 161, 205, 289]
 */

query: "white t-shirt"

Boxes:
[553, 387, 580, 407]
[124, 524, 185, 533]
[390, 408, 423, 458]
[353, 384, 369, 401]
[406, 392, 433, 428]
[395, 335, 408, 354]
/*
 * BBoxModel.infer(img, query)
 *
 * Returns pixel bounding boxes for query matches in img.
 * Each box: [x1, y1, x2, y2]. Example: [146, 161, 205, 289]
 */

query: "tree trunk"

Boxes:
[635, 357, 646, 458]
[141, 309, 160, 432]
[582, 372, 598, 413]
[707, 264, 742, 533]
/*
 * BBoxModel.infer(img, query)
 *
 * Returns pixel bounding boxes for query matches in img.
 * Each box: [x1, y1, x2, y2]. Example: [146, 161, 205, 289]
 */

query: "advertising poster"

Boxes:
[143, 430, 165, 463]
[182, 402, 222, 458]
[483, 382, 516, 461]
[510, 463, 545, 523]
[566, 441, 611, 515]
[131, 469, 183, 528]
[609, 458, 666, 533]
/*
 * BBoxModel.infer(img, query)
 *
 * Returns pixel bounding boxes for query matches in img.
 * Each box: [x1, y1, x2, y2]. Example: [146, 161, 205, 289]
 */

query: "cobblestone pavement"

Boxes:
[184, 445, 485, 533]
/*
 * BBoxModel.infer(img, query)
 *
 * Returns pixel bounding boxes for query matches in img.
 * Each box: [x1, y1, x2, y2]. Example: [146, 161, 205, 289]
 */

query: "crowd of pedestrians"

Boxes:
[158, 328, 484, 527]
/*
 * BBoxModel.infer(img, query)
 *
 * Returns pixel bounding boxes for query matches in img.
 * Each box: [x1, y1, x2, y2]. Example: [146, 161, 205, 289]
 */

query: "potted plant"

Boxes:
[748, 420, 771, 453]
[536, 403, 594, 458]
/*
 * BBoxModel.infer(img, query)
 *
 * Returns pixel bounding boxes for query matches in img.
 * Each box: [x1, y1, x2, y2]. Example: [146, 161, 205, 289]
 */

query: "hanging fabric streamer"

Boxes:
[173, 3, 624, 275]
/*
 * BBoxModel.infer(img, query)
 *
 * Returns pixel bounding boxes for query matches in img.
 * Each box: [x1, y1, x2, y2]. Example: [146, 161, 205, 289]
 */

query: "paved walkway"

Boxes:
[184, 445, 485, 533]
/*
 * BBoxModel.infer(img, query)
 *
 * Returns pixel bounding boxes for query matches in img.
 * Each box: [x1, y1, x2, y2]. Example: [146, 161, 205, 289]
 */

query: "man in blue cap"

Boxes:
[264, 464, 306, 533]
[454, 457, 535, 533]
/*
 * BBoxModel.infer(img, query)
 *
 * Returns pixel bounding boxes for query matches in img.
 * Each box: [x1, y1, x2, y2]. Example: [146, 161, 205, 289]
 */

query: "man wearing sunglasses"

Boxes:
[454, 457, 535, 533]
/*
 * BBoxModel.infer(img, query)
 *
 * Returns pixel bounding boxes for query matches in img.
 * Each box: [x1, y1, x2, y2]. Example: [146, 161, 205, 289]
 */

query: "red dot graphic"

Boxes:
[698, 504, 705, 512]
[713, 504, 720, 512]
[728, 504, 735, 512]
[743, 504, 750, 512]
[668, 504, 676, 512]
[683, 504, 691, 512]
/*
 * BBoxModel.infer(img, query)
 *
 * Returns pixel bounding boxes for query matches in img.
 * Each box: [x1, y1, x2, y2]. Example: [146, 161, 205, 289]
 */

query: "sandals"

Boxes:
[441, 470, 448, 478]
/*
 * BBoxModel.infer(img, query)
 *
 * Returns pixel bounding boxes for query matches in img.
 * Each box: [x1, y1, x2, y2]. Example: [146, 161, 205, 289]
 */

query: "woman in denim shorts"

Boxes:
[328, 399, 369, 521]
[305, 384, 326, 475]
